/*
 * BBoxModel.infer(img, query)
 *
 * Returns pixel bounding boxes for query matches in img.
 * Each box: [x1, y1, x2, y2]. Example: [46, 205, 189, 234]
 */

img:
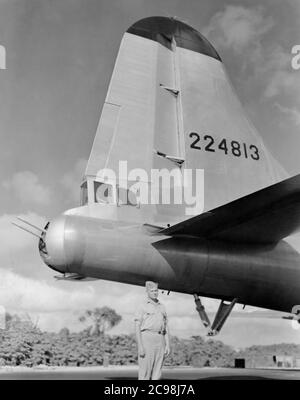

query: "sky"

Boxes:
[0, 0, 299, 348]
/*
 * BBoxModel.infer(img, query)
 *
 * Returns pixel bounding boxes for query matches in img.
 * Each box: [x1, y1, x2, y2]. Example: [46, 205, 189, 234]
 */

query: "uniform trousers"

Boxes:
[138, 330, 166, 380]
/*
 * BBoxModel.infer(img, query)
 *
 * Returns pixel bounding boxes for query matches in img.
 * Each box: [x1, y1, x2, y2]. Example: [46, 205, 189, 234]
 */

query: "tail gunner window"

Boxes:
[94, 182, 113, 204]
[118, 186, 138, 206]
[80, 181, 88, 206]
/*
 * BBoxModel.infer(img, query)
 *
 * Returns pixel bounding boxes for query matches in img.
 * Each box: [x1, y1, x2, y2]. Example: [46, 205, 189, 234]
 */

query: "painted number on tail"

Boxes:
[189, 133, 260, 161]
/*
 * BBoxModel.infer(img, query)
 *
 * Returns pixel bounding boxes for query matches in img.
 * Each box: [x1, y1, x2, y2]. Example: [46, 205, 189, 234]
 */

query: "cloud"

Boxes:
[257, 46, 300, 99]
[203, 5, 274, 54]
[204, 5, 299, 103]
[264, 70, 300, 99]
[275, 103, 300, 126]
[2, 171, 52, 206]
[60, 158, 87, 202]
[0, 269, 97, 313]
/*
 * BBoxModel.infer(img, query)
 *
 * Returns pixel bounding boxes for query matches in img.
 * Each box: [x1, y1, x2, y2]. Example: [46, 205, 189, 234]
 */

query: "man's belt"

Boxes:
[142, 329, 166, 335]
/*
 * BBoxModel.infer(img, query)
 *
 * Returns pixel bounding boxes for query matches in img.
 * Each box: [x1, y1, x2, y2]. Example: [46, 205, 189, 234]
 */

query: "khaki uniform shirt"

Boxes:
[134, 298, 167, 333]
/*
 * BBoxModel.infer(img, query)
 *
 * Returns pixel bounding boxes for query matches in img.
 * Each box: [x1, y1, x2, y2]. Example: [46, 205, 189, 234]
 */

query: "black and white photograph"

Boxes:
[0, 0, 300, 383]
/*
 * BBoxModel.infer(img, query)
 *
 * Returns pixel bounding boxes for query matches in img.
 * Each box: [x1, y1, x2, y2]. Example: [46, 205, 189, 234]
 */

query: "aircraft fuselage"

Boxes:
[40, 213, 300, 314]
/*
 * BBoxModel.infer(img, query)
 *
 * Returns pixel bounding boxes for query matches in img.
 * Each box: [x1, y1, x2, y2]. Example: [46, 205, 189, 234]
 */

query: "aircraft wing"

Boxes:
[159, 174, 300, 244]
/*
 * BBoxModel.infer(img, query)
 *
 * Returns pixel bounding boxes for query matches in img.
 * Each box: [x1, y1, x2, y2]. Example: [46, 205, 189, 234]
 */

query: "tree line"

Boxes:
[0, 308, 299, 368]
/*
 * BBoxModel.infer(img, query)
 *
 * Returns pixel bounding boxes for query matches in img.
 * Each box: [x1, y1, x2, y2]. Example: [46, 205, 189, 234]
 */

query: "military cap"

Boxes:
[145, 281, 158, 290]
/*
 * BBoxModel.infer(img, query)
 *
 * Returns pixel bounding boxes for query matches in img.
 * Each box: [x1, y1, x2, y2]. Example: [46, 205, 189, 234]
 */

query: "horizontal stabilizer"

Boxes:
[54, 273, 98, 282]
[159, 174, 300, 244]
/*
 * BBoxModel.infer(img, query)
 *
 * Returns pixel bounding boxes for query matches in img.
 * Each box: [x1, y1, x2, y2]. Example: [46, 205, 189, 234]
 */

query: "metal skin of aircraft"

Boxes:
[16, 17, 300, 335]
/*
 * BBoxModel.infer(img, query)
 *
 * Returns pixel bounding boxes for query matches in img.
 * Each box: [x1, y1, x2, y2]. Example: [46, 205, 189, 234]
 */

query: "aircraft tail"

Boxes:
[84, 17, 288, 219]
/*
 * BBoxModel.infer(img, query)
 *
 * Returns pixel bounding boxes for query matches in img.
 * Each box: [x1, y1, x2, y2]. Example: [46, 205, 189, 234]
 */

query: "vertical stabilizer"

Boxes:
[84, 16, 288, 221]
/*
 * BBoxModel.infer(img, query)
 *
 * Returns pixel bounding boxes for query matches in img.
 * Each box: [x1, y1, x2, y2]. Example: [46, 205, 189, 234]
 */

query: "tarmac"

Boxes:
[0, 366, 300, 380]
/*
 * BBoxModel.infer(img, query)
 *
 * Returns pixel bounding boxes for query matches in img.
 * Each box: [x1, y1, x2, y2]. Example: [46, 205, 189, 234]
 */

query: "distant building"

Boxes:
[273, 355, 294, 368]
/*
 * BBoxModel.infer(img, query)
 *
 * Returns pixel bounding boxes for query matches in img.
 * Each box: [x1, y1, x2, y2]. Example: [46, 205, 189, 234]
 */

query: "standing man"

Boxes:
[134, 281, 170, 380]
